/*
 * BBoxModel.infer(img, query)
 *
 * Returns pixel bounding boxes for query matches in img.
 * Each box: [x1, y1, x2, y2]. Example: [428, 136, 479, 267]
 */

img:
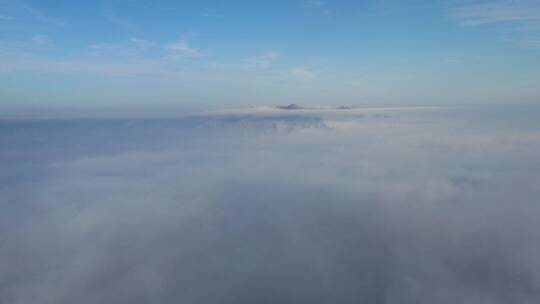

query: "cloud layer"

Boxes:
[1, 106, 540, 303]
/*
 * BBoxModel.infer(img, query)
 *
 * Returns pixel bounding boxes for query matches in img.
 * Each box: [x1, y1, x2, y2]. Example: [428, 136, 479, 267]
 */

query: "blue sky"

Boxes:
[1, 0, 540, 109]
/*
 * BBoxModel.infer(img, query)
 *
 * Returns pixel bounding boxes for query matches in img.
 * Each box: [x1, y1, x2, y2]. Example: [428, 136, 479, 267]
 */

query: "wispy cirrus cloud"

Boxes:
[1, 23, 315, 86]
[80, 38, 203, 60]
[20, 3, 65, 27]
[244, 51, 281, 69]
[305, 0, 332, 17]
[101, 7, 135, 30]
[0, 36, 208, 79]
[0, 2, 64, 32]
[527, 36, 540, 48]
[0, 33, 55, 55]
[31, 34, 53, 47]
[0, 15, 14, 21]
[452, 0, 540, 48]
[207, 50, 319, 84]
[200, 13, 224, 19]
[307, 0, 326, 8]
[129, 38, 160, 49]
[273, 67, 317, 81]
[207, 50, 281, 72]
[444, 57, 463, 63]
[166, 41, 203, 57]
[83, 42, 138, 59]
[453, 1, 540, 27]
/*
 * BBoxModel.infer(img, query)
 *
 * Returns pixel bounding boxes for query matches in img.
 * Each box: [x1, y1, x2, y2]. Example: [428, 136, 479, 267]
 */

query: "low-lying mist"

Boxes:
[1, 105, 540, 303]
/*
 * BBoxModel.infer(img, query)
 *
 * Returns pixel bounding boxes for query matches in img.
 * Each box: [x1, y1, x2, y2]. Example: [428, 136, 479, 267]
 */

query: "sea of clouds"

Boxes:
[1, 105, 540, 303]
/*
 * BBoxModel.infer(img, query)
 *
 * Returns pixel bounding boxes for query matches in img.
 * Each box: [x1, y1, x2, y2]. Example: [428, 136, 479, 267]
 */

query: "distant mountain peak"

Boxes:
[276, 104, 303, 110]
[276, 104, 353, 111]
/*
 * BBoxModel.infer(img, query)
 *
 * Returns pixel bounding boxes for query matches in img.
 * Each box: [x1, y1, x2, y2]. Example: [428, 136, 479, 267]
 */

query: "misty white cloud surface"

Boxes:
[1, 105, 540, 303]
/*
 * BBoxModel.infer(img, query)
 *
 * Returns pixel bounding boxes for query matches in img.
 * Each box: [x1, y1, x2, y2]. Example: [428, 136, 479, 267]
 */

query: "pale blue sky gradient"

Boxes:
[1, 0, 540, 109]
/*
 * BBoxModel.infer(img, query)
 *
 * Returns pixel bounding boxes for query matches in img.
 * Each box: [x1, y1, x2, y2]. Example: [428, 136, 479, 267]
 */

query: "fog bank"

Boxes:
[1, 106, 540, 303]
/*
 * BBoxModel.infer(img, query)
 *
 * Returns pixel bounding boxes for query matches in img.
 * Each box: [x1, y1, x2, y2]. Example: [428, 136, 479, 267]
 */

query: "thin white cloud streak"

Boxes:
[0, 56, 184, 78]
[0, 43, 312, 84]
[0, 15, 14, 21]
[450, 1, 540, 49]
[0, 2, 64, 33]
[273, 68, 317, 81]
[307, 0, 326, 8]
[101, 7, 135, 30]
[453, 1, 540, 26]
[208, 51, 318, 82]
[529, 36, 540, 48]
[244, 51, 281, 69]
[166, 41, 203, 57]
[0, 53, 318, 87]
[0, 34, 55, 55]
[78, 39, 202, 60]
[444, 57, 463, 63]
[305, 0, 332, 16]
[19, 3, 65, 27]
[200, 13, 224, 19]
[31, 34, 53, 47]
[129, 38, 160, 48]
